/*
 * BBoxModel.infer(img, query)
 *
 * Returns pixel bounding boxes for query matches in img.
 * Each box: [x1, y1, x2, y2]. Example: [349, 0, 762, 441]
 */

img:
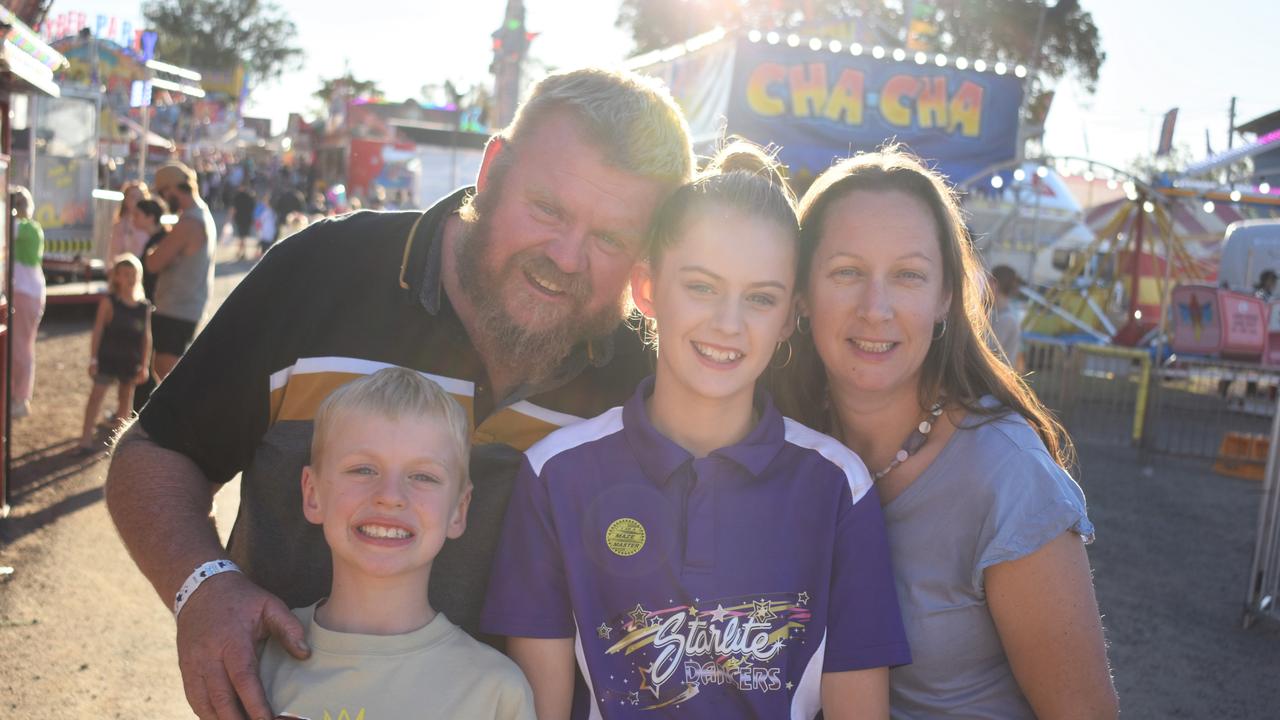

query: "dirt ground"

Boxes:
[1, 248, 1279, 718]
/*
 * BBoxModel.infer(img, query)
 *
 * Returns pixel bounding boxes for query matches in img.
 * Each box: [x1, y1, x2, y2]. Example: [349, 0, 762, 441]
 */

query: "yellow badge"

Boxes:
[605, 517, 646, 557]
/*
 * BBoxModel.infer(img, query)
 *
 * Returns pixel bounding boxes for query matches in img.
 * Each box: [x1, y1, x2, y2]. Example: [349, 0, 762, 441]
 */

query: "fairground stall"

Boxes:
[629, 27, 1023, 188]
[0, 5, 67, 515]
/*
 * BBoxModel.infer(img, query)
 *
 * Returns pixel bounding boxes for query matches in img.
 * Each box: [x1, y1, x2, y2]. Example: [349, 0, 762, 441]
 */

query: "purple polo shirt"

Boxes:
[481, 378, 910, 718]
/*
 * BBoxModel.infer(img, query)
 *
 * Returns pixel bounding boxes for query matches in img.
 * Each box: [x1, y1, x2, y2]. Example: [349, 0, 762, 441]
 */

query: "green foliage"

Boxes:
[316, 70, 382, 106]
[141, 0, 303, 86]
[617, 0, 1104, 92]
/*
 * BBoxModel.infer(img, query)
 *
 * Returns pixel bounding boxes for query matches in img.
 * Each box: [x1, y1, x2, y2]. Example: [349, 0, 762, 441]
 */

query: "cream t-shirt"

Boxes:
[260, 603, 534, 720]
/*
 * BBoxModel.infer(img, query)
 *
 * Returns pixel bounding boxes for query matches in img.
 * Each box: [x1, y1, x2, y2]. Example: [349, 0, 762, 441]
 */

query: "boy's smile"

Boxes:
[302, 410, 470, 585]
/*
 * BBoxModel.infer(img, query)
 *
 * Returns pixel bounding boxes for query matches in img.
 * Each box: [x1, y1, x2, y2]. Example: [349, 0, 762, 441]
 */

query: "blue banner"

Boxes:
[727, 38, 1023, 183]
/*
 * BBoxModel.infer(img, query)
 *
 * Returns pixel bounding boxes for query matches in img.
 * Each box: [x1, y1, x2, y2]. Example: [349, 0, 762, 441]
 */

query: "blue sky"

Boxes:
[63, 1, 1280, 172]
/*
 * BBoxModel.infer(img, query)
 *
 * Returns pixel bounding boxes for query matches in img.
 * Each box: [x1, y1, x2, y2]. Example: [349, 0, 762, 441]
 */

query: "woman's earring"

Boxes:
[932, 318, 948, 340]
[796, 315, 810, 335]
[772, 340, 794, 369]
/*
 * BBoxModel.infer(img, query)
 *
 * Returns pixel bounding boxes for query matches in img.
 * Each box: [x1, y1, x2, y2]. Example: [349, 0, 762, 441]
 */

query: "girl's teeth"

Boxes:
[853, 340, 893, 353]
[358, 525, 411, 539]
[693, 343, 742, 363]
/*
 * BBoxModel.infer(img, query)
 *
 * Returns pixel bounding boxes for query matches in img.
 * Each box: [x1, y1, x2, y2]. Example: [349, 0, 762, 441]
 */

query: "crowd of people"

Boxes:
[79, 67, 1117, 719]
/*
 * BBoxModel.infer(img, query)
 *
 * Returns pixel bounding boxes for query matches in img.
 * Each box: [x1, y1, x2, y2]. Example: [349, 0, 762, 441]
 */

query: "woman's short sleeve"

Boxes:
[972, 446, 1094, 591]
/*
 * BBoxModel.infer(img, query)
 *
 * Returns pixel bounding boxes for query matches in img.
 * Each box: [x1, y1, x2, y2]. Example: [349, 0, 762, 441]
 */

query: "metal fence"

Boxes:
[1245, 407, 1280, 628]
[1024, 340, 1280, 464]
[1022, 339, 1280, 629]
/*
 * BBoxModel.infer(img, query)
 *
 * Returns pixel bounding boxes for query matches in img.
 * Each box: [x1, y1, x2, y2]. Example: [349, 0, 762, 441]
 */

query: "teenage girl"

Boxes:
[482, 142, 909, 719]
[79, 254, 151, 452]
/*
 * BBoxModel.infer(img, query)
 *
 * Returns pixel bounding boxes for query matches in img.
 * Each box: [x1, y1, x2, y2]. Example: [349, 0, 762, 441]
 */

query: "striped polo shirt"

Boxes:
[482, 377, 911, 719]
[139, 189, 651, 631]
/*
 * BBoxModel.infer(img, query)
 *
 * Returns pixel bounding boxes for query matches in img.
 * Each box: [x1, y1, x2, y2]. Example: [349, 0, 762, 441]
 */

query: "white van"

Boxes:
[1217, 219, 1280, 293]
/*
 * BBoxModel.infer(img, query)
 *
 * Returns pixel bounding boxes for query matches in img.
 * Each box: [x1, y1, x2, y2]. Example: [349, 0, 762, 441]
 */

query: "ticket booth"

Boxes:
[0, 7, 68, 516]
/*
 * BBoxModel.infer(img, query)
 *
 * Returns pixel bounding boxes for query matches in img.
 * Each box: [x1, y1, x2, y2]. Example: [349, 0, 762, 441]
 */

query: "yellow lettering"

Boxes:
[947, 81, 984, 137]
[789, 63, 828, 118]
[745, 63, 787, 117]
[916, 77, 948, 129]
[881, 75, 920, 127]
[822, 69, 865, 125]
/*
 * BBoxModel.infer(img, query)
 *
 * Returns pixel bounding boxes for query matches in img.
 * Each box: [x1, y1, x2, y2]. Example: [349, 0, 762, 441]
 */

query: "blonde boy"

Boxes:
[259, 367, 534, 719]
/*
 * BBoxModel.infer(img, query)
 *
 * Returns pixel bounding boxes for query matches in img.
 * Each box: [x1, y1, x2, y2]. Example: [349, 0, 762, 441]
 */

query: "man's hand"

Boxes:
[176, 571, 310, 720]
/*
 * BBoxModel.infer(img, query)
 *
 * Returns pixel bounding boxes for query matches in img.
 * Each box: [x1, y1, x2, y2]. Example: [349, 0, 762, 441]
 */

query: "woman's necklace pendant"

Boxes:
[873, 401, 945, 481]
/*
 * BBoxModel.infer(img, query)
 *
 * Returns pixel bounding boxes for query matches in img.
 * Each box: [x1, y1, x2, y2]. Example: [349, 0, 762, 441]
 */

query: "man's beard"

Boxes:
[455, 210, 625, 385]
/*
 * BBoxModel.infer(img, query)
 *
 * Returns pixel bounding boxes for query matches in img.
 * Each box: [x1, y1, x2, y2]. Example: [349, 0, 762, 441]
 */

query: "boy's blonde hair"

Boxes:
[110, 253, 146, 303]
[311, 367, 471, 487]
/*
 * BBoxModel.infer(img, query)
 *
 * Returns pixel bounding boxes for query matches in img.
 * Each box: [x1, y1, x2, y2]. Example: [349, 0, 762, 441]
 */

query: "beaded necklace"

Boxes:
[870, 400, 946, 481]
[827, 397, 947, 481]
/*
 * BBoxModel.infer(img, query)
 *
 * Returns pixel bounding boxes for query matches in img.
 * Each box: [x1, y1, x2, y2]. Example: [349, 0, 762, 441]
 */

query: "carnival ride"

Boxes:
[960, 156, 1280, 356]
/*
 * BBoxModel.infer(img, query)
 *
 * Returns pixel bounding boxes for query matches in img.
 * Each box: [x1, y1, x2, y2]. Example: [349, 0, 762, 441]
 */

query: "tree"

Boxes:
[617, 0, 1104, 92]
[141, 0, 303, 86]
[316, 70, 383, 106]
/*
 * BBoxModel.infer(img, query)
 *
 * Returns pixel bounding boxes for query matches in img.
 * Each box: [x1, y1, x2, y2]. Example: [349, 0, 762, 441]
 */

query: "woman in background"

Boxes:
[108, 180, 151, 260]
[10, 186, 45, 419]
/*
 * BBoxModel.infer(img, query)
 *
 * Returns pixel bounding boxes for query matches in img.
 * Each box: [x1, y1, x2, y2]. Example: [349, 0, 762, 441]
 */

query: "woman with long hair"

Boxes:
[108, 180, 151, 260]
[773, 147, 1117, 718]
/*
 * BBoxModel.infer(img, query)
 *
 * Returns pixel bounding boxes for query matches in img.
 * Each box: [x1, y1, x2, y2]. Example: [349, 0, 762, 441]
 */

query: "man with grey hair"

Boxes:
[106, 67, 694, 720]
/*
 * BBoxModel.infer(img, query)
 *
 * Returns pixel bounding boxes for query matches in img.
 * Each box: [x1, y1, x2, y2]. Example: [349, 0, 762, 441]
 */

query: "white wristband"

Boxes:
[173, 559, 241, 618]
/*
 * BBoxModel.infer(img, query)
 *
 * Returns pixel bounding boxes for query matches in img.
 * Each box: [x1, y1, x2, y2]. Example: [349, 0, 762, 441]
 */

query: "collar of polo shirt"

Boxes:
[622, 377, 785, 484]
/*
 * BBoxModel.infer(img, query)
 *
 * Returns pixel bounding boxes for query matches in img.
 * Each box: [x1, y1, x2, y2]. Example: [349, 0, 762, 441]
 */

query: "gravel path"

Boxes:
[1, 250, 1277, 718]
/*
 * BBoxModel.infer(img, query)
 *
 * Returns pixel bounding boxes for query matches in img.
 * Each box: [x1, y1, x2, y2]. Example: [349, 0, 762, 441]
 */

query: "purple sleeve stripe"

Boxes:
[822, 643, 914, 672]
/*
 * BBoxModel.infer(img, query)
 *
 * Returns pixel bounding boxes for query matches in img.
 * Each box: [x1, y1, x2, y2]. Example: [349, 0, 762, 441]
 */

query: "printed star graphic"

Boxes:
[797, 591, 810, 606]
[628, 691, 640, 706]
[638, 664, 663, 700]
[709, 604, 731, 622]
[786, 681, 795, 691]
[628, 604, 649, 628]
[751, 599, 778, 623]
[597, 622, 612, 639]
[687, 605, 699, 618]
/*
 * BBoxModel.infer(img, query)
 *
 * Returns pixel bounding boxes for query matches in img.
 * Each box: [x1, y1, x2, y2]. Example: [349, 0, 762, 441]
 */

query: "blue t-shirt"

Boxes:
[482, 377, 910, 719]
[884, 402, 1094, 718]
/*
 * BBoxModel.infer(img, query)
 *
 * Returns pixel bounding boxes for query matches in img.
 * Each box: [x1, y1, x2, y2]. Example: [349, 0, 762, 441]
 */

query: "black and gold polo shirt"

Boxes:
[139, 188, 651, 632]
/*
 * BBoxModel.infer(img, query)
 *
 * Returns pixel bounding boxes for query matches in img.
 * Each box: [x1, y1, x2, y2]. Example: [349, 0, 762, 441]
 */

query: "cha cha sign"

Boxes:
[728, 39, 1022, 182]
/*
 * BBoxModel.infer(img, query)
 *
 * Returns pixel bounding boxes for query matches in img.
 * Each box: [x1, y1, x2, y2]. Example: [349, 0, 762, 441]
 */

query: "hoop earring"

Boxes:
[932, 318, 948, 341]
[796, 315, 810, 335]
[772, 340, 793, 369]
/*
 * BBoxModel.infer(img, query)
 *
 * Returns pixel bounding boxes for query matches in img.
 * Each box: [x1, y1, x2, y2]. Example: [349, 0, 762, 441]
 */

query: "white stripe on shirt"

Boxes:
[783, 418, 874, 505]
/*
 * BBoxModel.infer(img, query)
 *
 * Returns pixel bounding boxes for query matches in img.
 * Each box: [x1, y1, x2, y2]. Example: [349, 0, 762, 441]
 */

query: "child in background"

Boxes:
[257, 368, 534, 720]
[78, 254, 150, 451]
[481, 142, 910, 719]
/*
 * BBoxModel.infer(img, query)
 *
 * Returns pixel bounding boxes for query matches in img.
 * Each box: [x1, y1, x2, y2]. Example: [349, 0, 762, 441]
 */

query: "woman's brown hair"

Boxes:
[771, 145, 1074, 468]
[118, 180, 150, 219]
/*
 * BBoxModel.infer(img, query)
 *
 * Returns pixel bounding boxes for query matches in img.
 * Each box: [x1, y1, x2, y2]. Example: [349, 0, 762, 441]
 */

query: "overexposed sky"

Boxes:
[62, 0, 1280, 172]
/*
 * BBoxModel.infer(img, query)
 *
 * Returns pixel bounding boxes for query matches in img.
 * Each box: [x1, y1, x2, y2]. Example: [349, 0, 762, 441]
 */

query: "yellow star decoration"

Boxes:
[597, 622, 612, 639]
[628, 604, 649, 628]
[797, 591, 810, 606]
[638, 663, 662, 699]
[687, 605, 698, 618]
[751, 599, 778, 623]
